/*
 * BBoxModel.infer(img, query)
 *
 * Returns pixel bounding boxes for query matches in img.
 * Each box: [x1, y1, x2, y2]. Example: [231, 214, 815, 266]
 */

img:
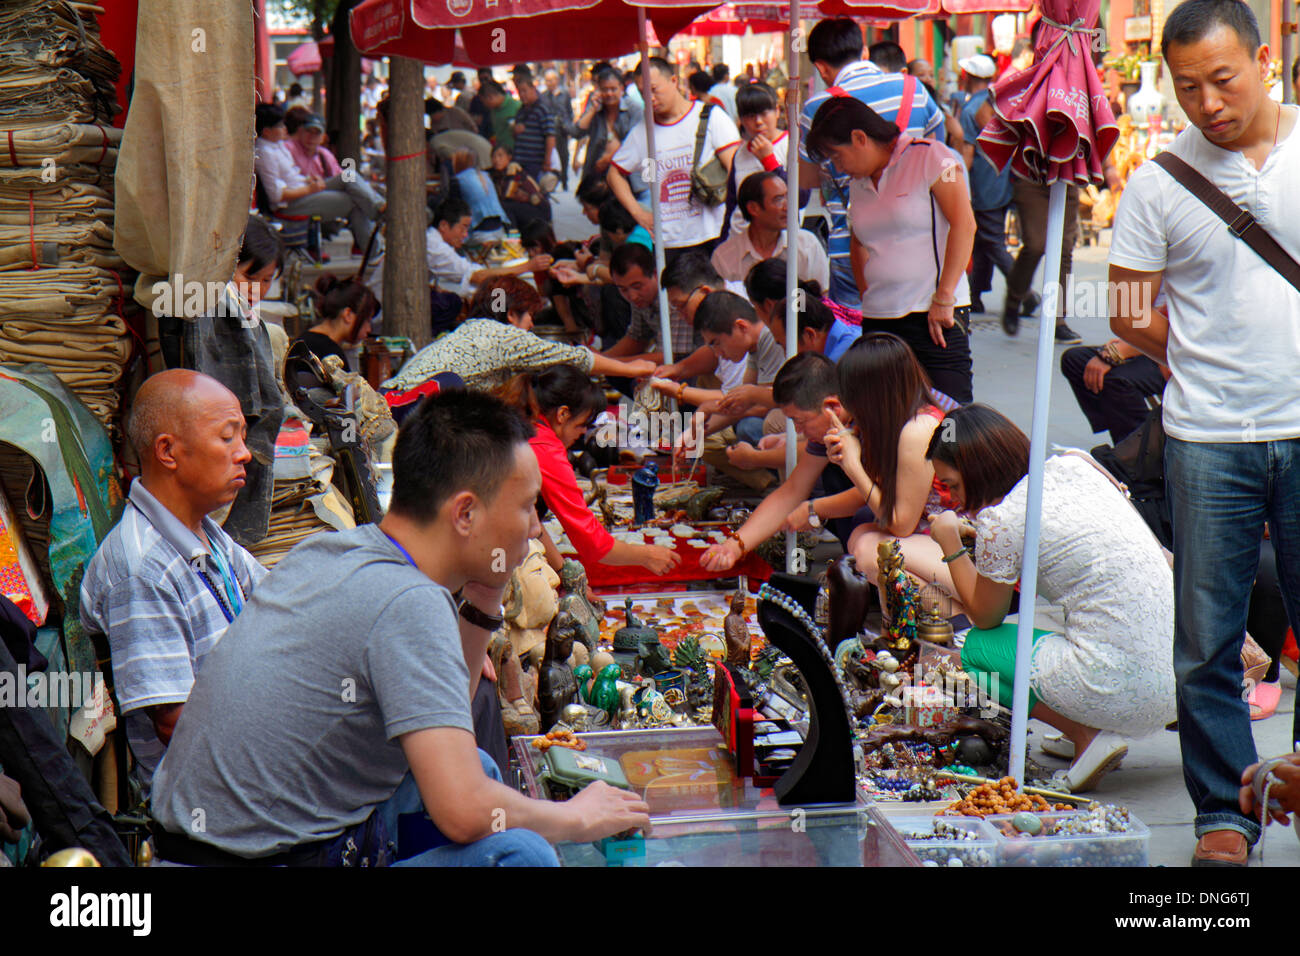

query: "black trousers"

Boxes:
[1060, 346, 1166, 445]
[970, 205, 1015, 298]
[859, 309, 974, 406]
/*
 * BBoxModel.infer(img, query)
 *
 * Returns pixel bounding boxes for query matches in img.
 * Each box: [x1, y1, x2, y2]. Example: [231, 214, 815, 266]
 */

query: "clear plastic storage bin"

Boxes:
[891, 815, 998, 867]
[988, 811, 1150, 867]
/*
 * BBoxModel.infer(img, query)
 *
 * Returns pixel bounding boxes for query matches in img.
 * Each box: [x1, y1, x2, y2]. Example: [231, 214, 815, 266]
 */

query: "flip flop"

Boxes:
[1249, 680, 1282, 721]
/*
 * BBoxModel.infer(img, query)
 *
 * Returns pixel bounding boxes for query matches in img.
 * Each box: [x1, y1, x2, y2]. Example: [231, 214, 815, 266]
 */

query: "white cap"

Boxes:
[958, 54, 996, 79]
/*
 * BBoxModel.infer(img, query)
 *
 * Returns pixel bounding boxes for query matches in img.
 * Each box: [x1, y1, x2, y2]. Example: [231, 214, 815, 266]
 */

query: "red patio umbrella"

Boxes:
[287, 38, 324, 76]
[974, 0, 1118, 784]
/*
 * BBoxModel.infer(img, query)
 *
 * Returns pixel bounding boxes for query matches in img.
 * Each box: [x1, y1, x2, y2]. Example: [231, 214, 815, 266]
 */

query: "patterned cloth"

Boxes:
[382, 318, 595, 392]
[80, 481, 266, 789]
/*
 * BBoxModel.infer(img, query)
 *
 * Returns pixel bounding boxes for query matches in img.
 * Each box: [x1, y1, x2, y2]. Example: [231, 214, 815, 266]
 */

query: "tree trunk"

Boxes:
[383, 56, 431, 348]
[326, 0, 362, 167]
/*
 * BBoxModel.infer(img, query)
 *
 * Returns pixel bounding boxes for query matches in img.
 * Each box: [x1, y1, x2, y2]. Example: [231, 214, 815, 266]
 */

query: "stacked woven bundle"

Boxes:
[0, 1, 130, 430]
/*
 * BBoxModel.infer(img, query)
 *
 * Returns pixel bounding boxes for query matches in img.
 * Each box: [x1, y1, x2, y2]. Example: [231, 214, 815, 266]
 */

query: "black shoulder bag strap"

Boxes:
[1151, 151, 1300, 294]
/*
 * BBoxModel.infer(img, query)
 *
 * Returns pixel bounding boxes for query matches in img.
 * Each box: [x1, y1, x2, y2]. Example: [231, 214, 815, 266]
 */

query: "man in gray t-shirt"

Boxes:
[150, 391, 650, 866]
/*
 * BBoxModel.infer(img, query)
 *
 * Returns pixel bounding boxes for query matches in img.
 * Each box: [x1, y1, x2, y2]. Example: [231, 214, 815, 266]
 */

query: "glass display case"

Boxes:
[514, 726, 919, 867]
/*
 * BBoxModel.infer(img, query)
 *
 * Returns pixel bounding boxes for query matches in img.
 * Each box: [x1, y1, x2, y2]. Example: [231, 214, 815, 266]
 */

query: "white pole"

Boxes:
[638, 8, 674, 369]
[1008, 178, 1067, 784]
[783, 5, 801, 573]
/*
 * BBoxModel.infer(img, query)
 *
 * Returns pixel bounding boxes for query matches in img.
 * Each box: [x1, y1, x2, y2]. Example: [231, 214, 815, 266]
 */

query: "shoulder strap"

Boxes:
[1151, 151, 1300, 294]
[694, 102, 712, 169]
[896, 74, 917, 134]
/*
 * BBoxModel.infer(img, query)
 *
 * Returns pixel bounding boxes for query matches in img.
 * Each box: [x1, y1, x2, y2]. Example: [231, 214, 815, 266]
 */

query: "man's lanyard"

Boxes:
[194, 544, 244, 624]
[384, 532, 417, 569]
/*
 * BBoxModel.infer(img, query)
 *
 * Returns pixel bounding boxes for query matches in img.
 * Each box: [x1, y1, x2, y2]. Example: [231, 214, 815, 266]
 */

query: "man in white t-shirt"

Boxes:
[608, 57, 740, 263]
[1108, 0, 1300, 868]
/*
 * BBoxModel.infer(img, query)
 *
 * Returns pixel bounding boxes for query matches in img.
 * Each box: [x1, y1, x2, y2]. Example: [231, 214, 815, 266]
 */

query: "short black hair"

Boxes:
[694, 290, 756, 335]
[424, 97, 445, 117]
[595, 66, 622, 87]
[237, 215, 284, 274]
[434, 197, 471, 228]
[775, 280, 832, 337]
[806, 96, 900, 164]
[660, 250, 721, 294]
[609, 241, 655, 278]
[868, 40, 907, 73]
[736, 81, 779, 118]
[744, 257, 787, 304]
[808, 18, 864, 71]
[737, 170, 781, 223]
[519, 219, 556, 252]
[480, 79, 506, 98]
[688, 70, 714, 98]
[255, 102, 285, 136]
[449, 71, 467, 87]
[772, 351, 838, 411]
[576, 175, 611, 207]
[390, 390, 534, 523]
[598, 197, 637, 236]
[1162, 0, 1261, 56]
[712, 63, 730, 83]
[633, 57, 675, 80]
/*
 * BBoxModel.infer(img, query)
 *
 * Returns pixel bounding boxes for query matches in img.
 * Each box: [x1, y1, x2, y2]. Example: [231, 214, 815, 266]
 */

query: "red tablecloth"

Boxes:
[586, 541, 772, 592]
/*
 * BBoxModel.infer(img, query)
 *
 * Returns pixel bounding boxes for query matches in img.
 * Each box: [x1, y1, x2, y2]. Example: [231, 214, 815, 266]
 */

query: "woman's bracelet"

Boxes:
[941, 546, 970, 564]
[676, 381, 687, 401]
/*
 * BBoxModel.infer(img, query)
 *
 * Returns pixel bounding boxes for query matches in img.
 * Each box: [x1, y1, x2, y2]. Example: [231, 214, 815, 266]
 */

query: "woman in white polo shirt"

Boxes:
[805, 95, 976, 404]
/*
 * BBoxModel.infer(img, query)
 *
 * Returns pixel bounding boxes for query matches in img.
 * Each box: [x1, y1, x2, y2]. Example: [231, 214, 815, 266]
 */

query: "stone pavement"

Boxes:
[560, 184, 1300, 866]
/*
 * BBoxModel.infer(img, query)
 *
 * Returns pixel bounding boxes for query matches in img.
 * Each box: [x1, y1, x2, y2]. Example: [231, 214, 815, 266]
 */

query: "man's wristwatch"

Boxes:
[807, 499, 822, 529]
[457, 595, 505, 631]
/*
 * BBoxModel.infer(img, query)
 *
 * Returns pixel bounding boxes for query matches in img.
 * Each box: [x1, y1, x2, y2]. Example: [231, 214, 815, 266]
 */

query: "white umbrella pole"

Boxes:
[1008, 178, 1067, 784]
[783, 7, 801, 573]
[638, 8, 673, 370]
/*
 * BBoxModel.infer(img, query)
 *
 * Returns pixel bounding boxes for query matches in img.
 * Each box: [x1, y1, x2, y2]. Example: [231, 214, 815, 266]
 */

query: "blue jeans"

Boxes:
[735, 416, 764, 447]
[381, 750, 559, 867]
[1165, 436, 1300, 844]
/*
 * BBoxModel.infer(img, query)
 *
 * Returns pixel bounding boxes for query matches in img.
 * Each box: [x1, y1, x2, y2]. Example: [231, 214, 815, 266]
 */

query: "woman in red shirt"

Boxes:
[499, 366, 680, 576]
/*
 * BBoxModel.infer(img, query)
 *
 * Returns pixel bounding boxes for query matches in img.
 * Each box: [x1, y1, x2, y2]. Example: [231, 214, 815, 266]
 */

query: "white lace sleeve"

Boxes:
[974, 496, 1025, 585]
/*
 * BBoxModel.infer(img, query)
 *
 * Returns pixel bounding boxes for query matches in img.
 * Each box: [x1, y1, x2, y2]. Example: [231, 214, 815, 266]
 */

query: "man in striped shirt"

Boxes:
[798, 18, 945, 308]
[511, 67, 557, 182]
[80, 370, 265, 792]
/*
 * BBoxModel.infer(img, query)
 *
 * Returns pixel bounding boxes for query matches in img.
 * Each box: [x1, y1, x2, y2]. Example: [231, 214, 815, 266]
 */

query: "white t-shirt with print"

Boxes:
[1108, 109, 1300, 443]
[612, 101, 740, 249]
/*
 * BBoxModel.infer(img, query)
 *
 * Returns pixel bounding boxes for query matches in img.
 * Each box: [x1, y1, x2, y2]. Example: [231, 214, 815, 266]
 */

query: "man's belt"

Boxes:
[150, 823, 335, 868]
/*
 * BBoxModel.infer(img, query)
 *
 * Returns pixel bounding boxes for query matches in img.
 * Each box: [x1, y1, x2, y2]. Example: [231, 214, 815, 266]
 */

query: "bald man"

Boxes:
[81, 370, 267, 792]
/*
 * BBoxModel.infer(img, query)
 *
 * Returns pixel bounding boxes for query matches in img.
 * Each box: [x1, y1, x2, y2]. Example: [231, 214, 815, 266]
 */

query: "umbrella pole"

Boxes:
[638, 8, 673, 376]
[783, 6, 801, 574]
[1008, 178, 1068, 785]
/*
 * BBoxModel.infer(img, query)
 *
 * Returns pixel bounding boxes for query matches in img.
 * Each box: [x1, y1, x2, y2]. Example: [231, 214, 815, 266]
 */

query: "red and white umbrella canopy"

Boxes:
[351, 0, 718, 65]
[977, 0, 1118, 185]
[287, 39, 324, 76]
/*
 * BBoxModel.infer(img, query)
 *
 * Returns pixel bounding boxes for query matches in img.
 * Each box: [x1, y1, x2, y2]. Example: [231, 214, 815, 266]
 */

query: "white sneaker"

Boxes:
[1064, 732, 1128, 793]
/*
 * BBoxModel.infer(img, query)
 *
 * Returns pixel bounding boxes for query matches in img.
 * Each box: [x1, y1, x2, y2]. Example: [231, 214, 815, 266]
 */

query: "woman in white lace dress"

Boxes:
[922, 405, 1176, 792]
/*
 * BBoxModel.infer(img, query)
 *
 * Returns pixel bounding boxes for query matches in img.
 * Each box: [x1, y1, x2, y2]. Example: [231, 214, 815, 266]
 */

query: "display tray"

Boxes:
[595, 589, 767, 658]
[513, 726, 919, 867]
[986, 811, 1150, 867]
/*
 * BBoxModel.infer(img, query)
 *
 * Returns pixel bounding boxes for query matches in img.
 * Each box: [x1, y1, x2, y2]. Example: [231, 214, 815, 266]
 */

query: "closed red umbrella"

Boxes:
[978, 0, 1118, 185]
[974, 0, 1119, 785]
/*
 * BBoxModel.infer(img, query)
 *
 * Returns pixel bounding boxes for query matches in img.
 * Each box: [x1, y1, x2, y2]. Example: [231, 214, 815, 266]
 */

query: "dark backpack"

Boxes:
[1089, 404, 1172, 551]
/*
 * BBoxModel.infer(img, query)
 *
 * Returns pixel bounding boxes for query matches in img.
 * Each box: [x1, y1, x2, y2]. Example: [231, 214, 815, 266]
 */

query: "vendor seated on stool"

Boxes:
[922, 404, 1176, 793]
[148, 391, 650, 866]
[701, 352, 861, 572]
[1060, 338, 1168, 445]
[80, 370, 267, 794]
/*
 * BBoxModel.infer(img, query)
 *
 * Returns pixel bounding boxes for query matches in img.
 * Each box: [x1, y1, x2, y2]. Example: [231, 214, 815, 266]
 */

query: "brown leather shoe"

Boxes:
[1191, 830, 1249, 867]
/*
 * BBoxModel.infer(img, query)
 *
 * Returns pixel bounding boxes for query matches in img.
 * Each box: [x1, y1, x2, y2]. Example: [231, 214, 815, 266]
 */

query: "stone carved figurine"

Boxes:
[827, 554, 873, 650]
[557, 560, 603, 652]
[488, 632, 539, 737]
[500, 538, 560, 659]
[537, 610, 581, 732]
[724, 591, 751, 667]
[589, 663, 622, 718]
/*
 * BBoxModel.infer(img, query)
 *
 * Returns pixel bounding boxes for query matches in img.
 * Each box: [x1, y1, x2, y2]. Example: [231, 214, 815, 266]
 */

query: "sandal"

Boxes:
[1249, 680, 1282, 721]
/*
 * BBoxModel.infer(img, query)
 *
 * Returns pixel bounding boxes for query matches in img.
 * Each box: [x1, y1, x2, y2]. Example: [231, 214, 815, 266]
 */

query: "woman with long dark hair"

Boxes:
[295, 274, 378, 371]
[497, 366, 680, 576]
[823, 332, 960, 584]
[922, 404, 1175, 792]
[806, 95, 976, 404]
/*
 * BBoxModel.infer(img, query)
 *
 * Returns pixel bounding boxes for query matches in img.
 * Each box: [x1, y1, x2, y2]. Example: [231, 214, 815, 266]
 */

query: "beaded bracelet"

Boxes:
[941, 546, 970, 564]
[724, 526, 747, 554]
